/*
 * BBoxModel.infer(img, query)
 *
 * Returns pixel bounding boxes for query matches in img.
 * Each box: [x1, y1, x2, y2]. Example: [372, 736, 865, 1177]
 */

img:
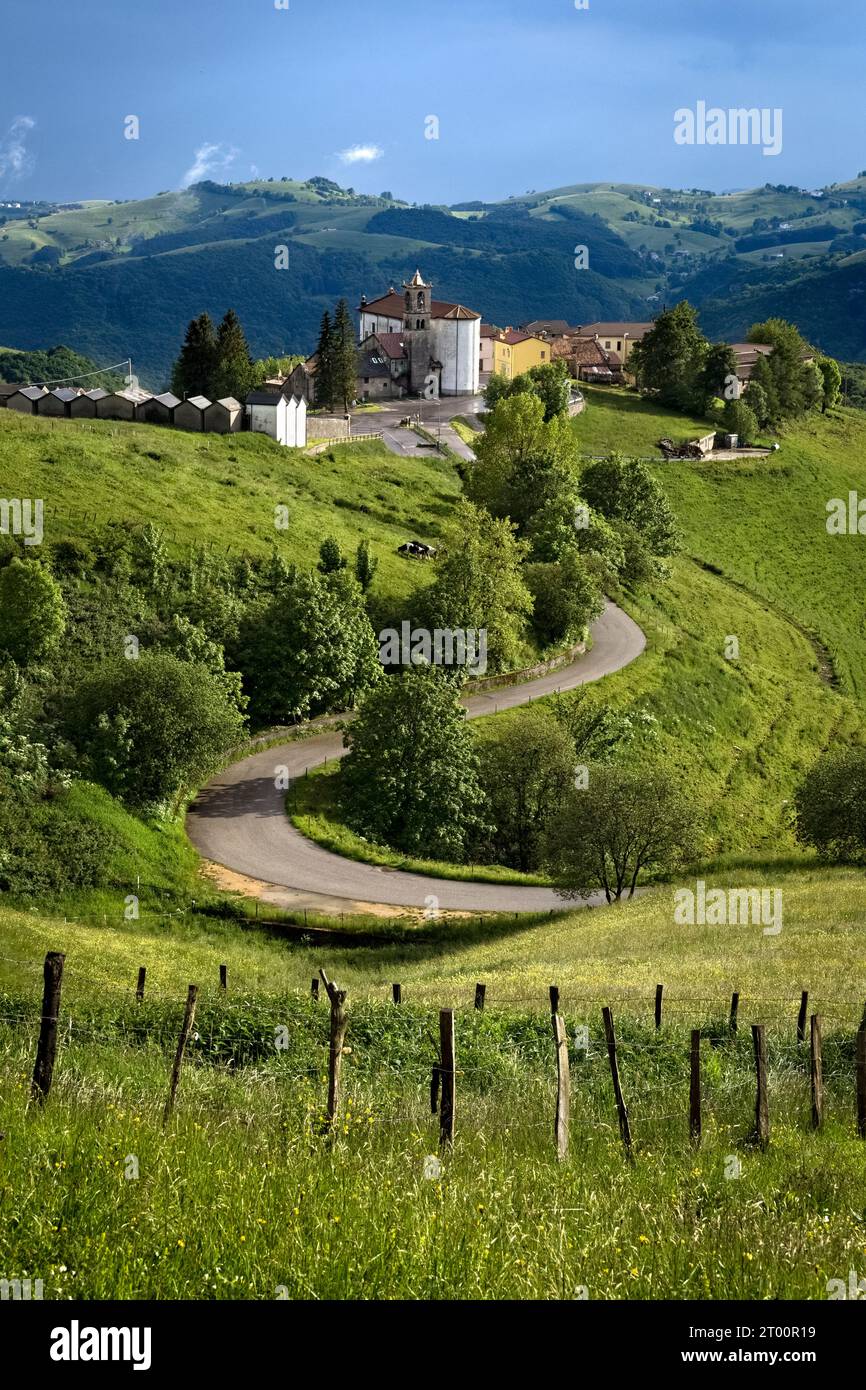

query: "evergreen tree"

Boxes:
[748, 352, 780, 424]
[170, 313, 218, 398]
[212, 309, 255, 402]
[747, 319, 814, 420]
[318, 536, 346, 574]
[354, 539, 378, 592]
[314, 310, 335, 409]
[331, 298, 360, 413]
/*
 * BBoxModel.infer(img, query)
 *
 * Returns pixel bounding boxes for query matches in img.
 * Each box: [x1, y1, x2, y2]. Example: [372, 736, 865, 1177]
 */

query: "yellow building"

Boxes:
[481, 325, 549, 382]
[503, 330, 549, 376]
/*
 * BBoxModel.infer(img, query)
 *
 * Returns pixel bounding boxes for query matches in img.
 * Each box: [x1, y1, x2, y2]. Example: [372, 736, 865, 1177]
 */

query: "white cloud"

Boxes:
[0, 116, 36, 184]
[180, 141, 238, 188]
[337, 143, 384, 165]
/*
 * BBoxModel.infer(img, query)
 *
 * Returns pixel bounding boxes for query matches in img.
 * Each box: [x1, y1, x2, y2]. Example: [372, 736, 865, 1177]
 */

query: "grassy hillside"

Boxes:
[2, 867, 865, 1299]
[0, 410, 459, 604]
[9, 172, 866, 384]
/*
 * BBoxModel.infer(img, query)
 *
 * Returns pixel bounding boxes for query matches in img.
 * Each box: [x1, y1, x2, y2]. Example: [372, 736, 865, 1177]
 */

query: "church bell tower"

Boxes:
[403, 269, 432, 332]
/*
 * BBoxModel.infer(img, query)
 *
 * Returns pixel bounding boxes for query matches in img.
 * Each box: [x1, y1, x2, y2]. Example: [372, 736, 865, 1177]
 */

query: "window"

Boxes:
[604, 340, 611, 349]
[418, 292, 425, 307]
[541, 351, 546, 360]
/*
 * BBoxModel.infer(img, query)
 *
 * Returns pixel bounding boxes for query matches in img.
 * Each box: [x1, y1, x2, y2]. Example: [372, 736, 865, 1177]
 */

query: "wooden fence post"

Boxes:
[320, 969, 348, 1137]
[163, 984, 198, 1125]
[392, 982, 402, 1005]
[552, 1011, 570, 1161]
[797, 991, 808, 1046]
[439, 1009, 455, 1148]
[751, 1023, 769, 1150]
[474, 983, 486, 1011]
[689, 1029, 702, 1146]
[549, 985, 560, 1015]
[856, 1026, 866, 1140]
[311, 977, 319, 1001]
[602, 1006, 632, 1159]
[219, 964, 227, 993]
[655, 984, 664, 1031]
[810, 1014, 824, 1130]
[430, 1065, 440, 1114]
[30, 951, 65, 1106]
[135, 966, 146, 1004]
[729, 991, 740, 1036]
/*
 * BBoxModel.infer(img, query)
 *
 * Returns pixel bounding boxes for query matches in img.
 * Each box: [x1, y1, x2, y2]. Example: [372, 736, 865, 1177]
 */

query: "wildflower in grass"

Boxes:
[177, 1239, 185, 1248]
[638, 1235, 650, 1245]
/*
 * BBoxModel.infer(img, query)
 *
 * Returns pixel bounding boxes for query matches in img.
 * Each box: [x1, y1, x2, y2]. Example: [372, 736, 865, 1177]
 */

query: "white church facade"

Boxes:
[357, 271, 481, 396]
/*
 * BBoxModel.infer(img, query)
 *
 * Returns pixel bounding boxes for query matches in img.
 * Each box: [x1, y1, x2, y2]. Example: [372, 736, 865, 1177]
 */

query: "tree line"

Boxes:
[629, 301, 842, 443]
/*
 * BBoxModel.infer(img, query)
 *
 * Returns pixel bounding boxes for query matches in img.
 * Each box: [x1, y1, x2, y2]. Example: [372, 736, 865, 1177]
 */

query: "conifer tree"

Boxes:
[314, 309, 335, 409]
[332, 297, 360, 413]
[170, 313, 218, 398]
[212, 309, 255, 402]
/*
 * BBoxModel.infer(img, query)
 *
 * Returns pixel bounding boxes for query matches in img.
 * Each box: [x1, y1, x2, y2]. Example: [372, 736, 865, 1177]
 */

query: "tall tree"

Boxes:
[170, 313, 218, 398]
[354, 539, 378, 592]
[696, 342, 738, 411]
[314, 309, 335, 410]
[747, 318, 815, 420]
[420, 499, 534, 675]
[628, 301, 708, 411]
[340, 666, 486, 861]
[212, 309, 255, 401]
[331, 298, 360, 413]
[0, 560, 66, 667]
[477, 708, 575, 872]
[816, 355, 842, 414]
[545, 762, 699, 902]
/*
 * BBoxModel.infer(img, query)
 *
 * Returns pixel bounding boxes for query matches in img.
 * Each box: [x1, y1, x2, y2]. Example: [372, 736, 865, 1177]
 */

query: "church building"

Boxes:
[357, 270, 481, 396]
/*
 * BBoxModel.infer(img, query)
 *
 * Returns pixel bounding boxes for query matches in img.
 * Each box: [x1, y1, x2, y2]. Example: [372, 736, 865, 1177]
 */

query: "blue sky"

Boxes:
[1, 0, 863, 203]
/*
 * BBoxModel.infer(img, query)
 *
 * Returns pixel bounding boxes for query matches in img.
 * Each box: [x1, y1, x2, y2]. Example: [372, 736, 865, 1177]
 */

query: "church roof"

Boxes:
[371, 332, 408, 360]
[358, 290, 480, 321]
[406, 269, 428, 287]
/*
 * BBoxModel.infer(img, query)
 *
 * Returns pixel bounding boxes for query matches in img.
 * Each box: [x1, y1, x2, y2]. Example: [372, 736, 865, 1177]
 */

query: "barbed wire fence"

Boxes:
[2, 948, 865, 1159]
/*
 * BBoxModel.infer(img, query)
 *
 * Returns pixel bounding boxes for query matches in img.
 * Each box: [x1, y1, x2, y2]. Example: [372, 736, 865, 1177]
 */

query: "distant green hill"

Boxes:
[2, 173, 866, 383]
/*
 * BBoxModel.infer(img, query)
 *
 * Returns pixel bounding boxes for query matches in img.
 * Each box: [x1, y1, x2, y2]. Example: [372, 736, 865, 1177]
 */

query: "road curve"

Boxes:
[186, 601, 646, 913]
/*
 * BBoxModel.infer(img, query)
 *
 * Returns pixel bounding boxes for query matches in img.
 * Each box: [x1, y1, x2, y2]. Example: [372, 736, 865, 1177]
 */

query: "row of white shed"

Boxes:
[0, 383, 307, 447]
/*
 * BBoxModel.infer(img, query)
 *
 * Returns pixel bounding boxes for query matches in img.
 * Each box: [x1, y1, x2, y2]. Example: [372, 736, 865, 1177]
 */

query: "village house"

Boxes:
[69, 388, 109, 418]
[6, 385, 47, 414]
[245, 389, 306, 447]
[356, 332, 409, 401]
[39, 387, 81, 417]
[96, 386, 152, 421]
[519, 319, 578, 340]
[550, 333, 624, 384]
[136, 391, 181, 426]
[204, 396, 244, 434]
[173, 394, 210, 432]
[574, 321, 653, 366]
[358, 270, 481, 396]
[479, 326, 549, 384]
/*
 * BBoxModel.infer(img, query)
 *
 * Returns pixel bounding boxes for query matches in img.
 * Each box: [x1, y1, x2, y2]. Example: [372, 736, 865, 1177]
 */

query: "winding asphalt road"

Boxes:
[186, 601, 646, 914]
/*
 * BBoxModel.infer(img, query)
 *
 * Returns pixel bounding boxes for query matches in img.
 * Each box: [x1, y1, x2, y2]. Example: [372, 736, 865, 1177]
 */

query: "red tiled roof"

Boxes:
[503, 330, 545, 346]
[577, 322, 653, 338]
[372, 332, 408, 360]
[359, 291, 480, 321]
